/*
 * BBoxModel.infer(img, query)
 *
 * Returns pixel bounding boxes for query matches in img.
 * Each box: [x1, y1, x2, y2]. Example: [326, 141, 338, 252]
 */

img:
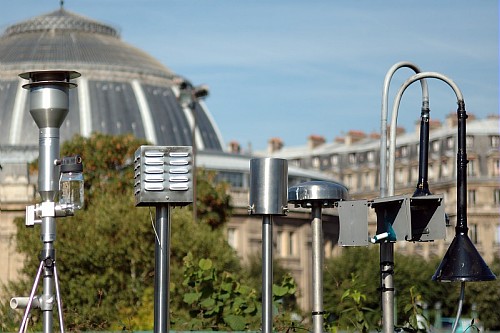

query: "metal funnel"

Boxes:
[432, 230, 496, 282]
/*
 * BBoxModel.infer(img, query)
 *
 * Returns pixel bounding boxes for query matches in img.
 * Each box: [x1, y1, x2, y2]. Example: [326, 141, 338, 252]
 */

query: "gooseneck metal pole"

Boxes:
[380, 62, 428, 198]
[311, 203, 324, 333]
[388, 72, 463, 194]
[154, 205, 171, 333]
[379, 62, 428, 333]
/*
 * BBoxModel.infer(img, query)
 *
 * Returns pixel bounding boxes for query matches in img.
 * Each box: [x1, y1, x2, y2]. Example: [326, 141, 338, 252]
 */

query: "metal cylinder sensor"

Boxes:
[249, 158, 288, 215]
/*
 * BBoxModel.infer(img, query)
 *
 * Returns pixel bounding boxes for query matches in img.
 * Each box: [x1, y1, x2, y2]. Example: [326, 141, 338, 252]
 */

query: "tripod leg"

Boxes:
[19, 260, 44, 333]
[53, 263, 65, 333]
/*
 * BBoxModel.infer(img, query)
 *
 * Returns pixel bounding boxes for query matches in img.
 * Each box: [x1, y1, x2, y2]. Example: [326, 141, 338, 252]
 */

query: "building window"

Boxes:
[491, 135, 500, 148]
[344, 174, 353, 188]
[227, 228, 238, 249]
[411, 166, 418, 182]
[289, 231, 297, 256]
[493, 159, 500, 177]
[363, 172, 371, 189]
[396, 168, 405, 184]
[432, 140, 440, 152]
[277, 231, 297, 256]
[277, 231, 284, 256]
[467, 159, 476, 177]
[331, 154, 339, 166]
[401, 146, 408, 157]
[441, 160, 449, 178]
[447, 137, 454, 149]
[312, 157, 320, 169]
[470, 224, 479, 244]
[348, 153, 356, 164]
[428, 163, 435, 180]
[496, 225, 500, 245]
[367, 151, 374, 162]
[216, 171, 244, 188]
[468, 189, 476, 206]
[466, 135, 474, 148]
[494, 189, 500, 206]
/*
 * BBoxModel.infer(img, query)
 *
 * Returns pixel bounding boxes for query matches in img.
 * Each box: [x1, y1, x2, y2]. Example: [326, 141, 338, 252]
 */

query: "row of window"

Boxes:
[342, 157, 500, 191]
[308, 135, 499, 170]
[227, 223, 500, 255]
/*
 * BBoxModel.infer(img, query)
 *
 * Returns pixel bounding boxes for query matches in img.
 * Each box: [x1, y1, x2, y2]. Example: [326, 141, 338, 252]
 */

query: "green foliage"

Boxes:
[326, 274, 376, 333]
[324, 247, 500, 331]
[195, 169, 233, 229]
[402, 286, 429, 333]
[2, 133, 242, 331]
[175, 252, 260, 331]
[324, 246, 380, 329]
[175, 252, 301, 331]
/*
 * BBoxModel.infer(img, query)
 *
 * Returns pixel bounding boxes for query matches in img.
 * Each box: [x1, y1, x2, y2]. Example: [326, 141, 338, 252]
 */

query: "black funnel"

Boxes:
[432, 231, 496, 282]
[433, 101, 496, 283]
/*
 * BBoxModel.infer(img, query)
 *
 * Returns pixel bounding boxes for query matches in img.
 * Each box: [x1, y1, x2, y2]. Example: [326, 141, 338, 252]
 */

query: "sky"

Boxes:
[1, 1, 498, 152]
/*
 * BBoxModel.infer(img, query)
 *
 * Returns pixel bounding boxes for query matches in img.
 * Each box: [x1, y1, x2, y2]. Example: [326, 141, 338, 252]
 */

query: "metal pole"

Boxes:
[154, 205, 171, 333]
[379, 62, 428, 333]
[311, 203, 324, 333]
[380, 243, 394, 333]
[18, 70, 79, 333]
[262, 215, 273, 333]
[414, 105, 431, 197]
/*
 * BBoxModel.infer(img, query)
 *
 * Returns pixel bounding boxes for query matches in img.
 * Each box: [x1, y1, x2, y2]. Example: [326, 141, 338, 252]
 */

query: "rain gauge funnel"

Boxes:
[432, 231, 496, 282]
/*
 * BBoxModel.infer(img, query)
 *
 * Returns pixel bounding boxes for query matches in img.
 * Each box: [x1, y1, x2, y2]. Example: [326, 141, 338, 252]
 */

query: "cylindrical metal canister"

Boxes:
[249, 158, 288, 215]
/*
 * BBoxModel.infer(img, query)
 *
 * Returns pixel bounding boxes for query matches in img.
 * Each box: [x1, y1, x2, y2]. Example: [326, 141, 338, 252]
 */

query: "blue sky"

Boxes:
[1, 1, 498, 152]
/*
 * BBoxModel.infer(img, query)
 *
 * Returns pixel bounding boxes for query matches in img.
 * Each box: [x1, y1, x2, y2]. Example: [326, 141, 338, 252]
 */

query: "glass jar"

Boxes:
[59, 155, 84, 210]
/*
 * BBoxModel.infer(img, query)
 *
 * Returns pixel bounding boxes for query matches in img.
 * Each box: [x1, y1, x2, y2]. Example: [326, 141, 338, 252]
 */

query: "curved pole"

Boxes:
[380, 62, 429, 197]
[388, 72, 463, 195]
[379, 62, 428, 333]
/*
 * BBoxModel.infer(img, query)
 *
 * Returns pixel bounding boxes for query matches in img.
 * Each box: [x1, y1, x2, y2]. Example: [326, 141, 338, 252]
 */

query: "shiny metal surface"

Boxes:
[288, 180, 348, 208]
[262, 216, 273, 333]
[249, 158, 288, 215]
[154, 205, 171, 333]
[311, 205, 324, 333]
[18, 70, 79, 333]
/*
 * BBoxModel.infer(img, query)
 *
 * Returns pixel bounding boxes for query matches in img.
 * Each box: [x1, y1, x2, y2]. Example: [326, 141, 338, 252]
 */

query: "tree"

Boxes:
[3, 133, 241, 331]
[323, 247, 500, 331]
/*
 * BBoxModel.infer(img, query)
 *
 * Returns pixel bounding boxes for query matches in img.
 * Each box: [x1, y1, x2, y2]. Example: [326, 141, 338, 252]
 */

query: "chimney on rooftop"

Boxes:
[268, 137, 283, 153]
[308, 134, 325, 149]
[228, 141, 241, 154]
[344, 130, 367, 145]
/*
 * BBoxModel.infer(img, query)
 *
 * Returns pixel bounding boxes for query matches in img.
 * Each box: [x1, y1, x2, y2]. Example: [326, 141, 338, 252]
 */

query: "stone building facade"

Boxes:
[265, 114, 500, 262]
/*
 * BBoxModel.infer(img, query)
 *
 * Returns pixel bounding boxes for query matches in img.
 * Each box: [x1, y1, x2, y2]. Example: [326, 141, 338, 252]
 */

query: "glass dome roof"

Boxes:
[0, 8, 224, 151]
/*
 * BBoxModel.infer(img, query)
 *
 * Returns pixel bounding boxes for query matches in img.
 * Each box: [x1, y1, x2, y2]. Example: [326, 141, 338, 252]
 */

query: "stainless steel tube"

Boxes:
[262, 215, 273, 333]
[154, 205, 171, 333]
[380, 243, 394, 333]
[311, 204, 324, 333]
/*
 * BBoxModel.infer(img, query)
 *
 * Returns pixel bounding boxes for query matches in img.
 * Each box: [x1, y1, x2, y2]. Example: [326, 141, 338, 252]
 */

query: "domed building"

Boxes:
[0, 7, 346, 313]
[0, 7, 224, 155]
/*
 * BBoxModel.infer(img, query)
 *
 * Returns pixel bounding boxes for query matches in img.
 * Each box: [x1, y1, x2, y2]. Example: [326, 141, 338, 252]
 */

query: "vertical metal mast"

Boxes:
[19, 70, 80, 333]
[249, 158, 288, 333]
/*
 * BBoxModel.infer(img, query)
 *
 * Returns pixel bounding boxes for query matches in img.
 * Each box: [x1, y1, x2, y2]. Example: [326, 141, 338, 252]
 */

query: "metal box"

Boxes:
[408, 194, 446, 241]
[337, 200, 369, 246]
[134, 146, 193, 206]
[371, 195, 411, 242]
